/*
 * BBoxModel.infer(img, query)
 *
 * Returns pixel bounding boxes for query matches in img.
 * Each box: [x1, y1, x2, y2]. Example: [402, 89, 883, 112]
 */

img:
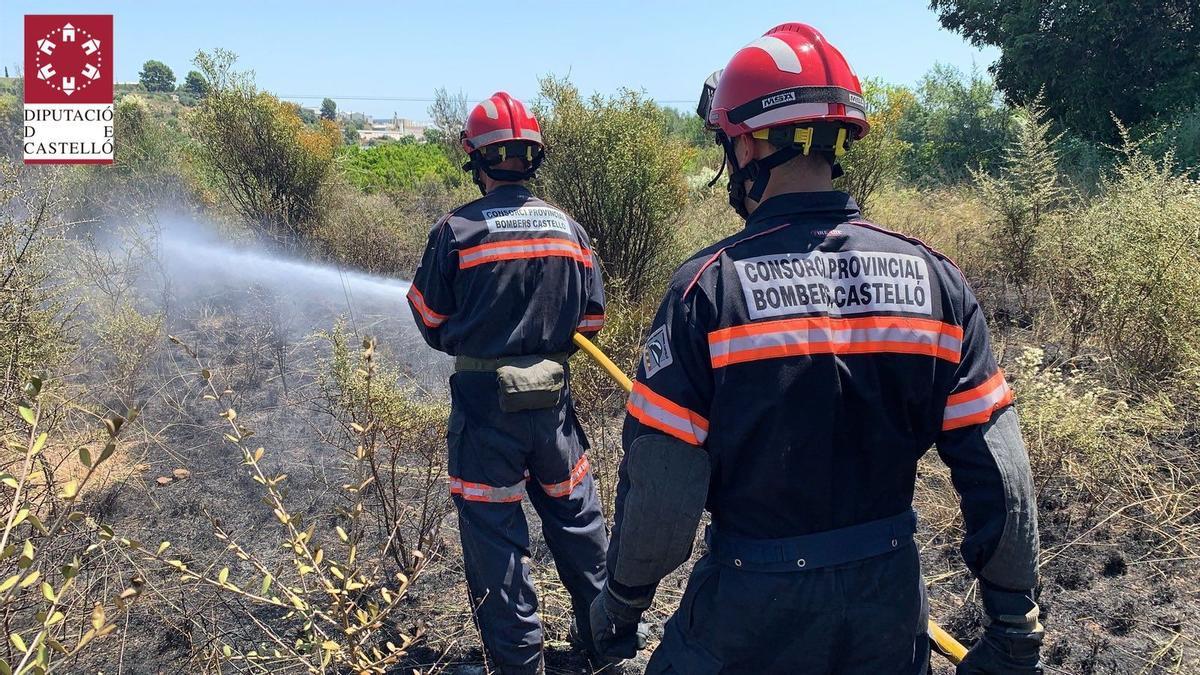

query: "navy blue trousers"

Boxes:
[448, 371, 608, 675]
[646, 542, 930, 674]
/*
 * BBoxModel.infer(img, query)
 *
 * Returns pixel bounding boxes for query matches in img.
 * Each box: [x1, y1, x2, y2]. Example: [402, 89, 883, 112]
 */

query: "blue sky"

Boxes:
[1, 1, 998, 120]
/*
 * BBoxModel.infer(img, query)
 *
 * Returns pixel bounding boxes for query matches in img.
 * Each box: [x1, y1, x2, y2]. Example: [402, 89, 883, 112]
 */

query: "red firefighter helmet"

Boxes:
[707, 23, 869, 140]
[461, 91, 543, 154]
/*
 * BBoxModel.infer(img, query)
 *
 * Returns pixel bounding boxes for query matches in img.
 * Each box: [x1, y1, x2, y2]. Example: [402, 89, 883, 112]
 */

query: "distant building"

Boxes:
[355, 114, 430, 144]
[338, 111, 370, 124]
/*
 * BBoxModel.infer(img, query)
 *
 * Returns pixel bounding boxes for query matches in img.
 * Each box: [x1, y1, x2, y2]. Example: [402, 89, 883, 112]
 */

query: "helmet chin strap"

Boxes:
[462, 143, 546, 196]
[718, 135, 802, 220]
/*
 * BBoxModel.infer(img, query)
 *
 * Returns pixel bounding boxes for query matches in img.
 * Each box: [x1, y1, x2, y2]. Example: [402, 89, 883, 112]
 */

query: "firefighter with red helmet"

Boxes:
[588, 24, 1044, 673]
[407, 92, 610, 674]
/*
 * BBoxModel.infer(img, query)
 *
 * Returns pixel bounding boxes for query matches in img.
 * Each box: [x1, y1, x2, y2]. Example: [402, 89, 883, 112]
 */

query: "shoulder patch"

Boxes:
[642, 324, 674, 378]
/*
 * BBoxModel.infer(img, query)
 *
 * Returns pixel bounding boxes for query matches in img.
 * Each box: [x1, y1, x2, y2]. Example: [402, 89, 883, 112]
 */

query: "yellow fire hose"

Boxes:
[572, 332, 970, 665]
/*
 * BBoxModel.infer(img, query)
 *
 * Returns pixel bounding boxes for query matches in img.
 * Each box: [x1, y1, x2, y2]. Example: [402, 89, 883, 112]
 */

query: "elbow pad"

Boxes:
[979, 407, 1040, 591]
[612, 435, 711, 587]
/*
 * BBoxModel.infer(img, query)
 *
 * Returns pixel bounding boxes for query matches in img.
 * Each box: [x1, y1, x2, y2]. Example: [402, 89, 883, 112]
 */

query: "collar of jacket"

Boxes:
[486, 183, 533, 197]
[744, 191, 862, 232]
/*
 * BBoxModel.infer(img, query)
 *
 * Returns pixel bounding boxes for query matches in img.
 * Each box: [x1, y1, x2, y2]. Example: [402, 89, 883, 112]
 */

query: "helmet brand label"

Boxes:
[482, 206, 571, 234]
[761, 91, 797, 109]
[734, 250, 932, 320]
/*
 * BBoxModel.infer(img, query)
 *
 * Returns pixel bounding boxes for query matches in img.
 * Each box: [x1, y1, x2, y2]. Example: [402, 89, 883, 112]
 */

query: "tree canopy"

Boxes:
[182, 70, 209, 97]
[138, 59, 176, 92]
[321, 98, 337, 120]
[930, 0, 1200, 140]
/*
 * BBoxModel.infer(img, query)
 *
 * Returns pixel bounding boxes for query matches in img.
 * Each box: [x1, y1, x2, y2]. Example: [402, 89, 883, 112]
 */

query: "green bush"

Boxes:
[339, 142, 461, 194]
[535, 77, 688, 301]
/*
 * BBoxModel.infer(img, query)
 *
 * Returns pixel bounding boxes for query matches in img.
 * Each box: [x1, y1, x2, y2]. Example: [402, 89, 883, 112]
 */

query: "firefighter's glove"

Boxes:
[958, 586, 1044, 674]
[589, 585, 649, 660]
[957, 623, 1043, 674]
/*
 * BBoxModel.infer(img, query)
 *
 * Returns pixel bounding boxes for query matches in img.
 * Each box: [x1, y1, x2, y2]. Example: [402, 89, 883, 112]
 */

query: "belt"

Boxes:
[453, 353, 568, 372]
[705, 509, 917, 573]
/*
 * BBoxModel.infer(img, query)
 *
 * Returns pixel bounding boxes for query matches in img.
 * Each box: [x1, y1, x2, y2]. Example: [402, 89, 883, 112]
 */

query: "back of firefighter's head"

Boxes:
[460, 92, 545, 196]
[698, 23, 871, 218]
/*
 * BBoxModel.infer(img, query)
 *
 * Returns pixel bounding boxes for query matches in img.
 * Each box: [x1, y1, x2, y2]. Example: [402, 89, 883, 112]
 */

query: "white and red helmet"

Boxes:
[705, 23, 869, 141]
[461, 91, 544, 154]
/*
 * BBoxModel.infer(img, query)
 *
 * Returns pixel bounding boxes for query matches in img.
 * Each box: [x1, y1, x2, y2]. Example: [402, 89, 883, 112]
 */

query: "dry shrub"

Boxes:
[309, 187, 419, 277]
[864, 185, 993, 288]
[317, 325, 452, 571]
[120, 335, 430, 673]
[1008, 348, 1178, 489]
[0, 381, 144, 675]
[187, 49, 342, 243]
[973, 98, 1067, 289]
[309, 180, 478, 278]
[1039, 134, 1200, 387]
[1, 165, 73, 412]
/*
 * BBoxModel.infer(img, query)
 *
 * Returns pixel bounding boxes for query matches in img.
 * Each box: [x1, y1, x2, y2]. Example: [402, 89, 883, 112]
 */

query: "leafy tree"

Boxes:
[662, 106, 708, 147]
[138, 59, 176, 92]
[296, 105, 318, 124]
[930, 0, 1200, 141]
[836, 79, 915, 213]
[535, 77, 688, 300]
[187, 50, 341, 242]
[181, 70, 209, 97]
[321, 97, 337, 120]
[895, 64, 1013, 185]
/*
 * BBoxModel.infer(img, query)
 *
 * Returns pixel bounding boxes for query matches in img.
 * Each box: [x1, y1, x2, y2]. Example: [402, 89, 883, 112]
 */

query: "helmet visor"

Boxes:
[696, 69, 723, 131]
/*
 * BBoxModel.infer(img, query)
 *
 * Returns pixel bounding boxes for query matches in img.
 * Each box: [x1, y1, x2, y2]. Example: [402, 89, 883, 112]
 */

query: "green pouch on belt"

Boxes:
[496, 356, 565, 412]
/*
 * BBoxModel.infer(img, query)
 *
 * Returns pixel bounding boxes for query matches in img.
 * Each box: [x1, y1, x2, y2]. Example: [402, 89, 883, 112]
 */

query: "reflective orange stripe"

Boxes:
[458, 237, 593, 269]
[626, 381, 709, 446]
[943, 370, 1013, 431]
[708, 316, 963, 368]
[406, 285, 447, 328]
[449, 476, 527, 503]
[540, 454, 591, 498]
[577, 314, 605, 332]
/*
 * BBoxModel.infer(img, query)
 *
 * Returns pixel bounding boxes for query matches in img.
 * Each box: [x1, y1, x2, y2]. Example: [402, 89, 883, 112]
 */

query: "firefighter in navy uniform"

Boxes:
[407, 92, 609, 675]
[588, 24, 1044, 674]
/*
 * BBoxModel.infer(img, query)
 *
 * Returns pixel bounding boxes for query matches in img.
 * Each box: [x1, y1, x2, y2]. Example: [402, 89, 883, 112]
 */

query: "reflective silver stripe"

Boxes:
[521, 129, 543, 144]
[578, 316, 605, 330]
[480, 98, 499, 119]
[627, 386, 708, 445]
[458, 240, 586, 267]
[709, 325, 961, 361]
[746, 35, 803, 74]
[406, 286, 446, 327]
[741, 102, 866, 130]
[468, 128, 517, 147]
[944, 378, 1011, 424]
